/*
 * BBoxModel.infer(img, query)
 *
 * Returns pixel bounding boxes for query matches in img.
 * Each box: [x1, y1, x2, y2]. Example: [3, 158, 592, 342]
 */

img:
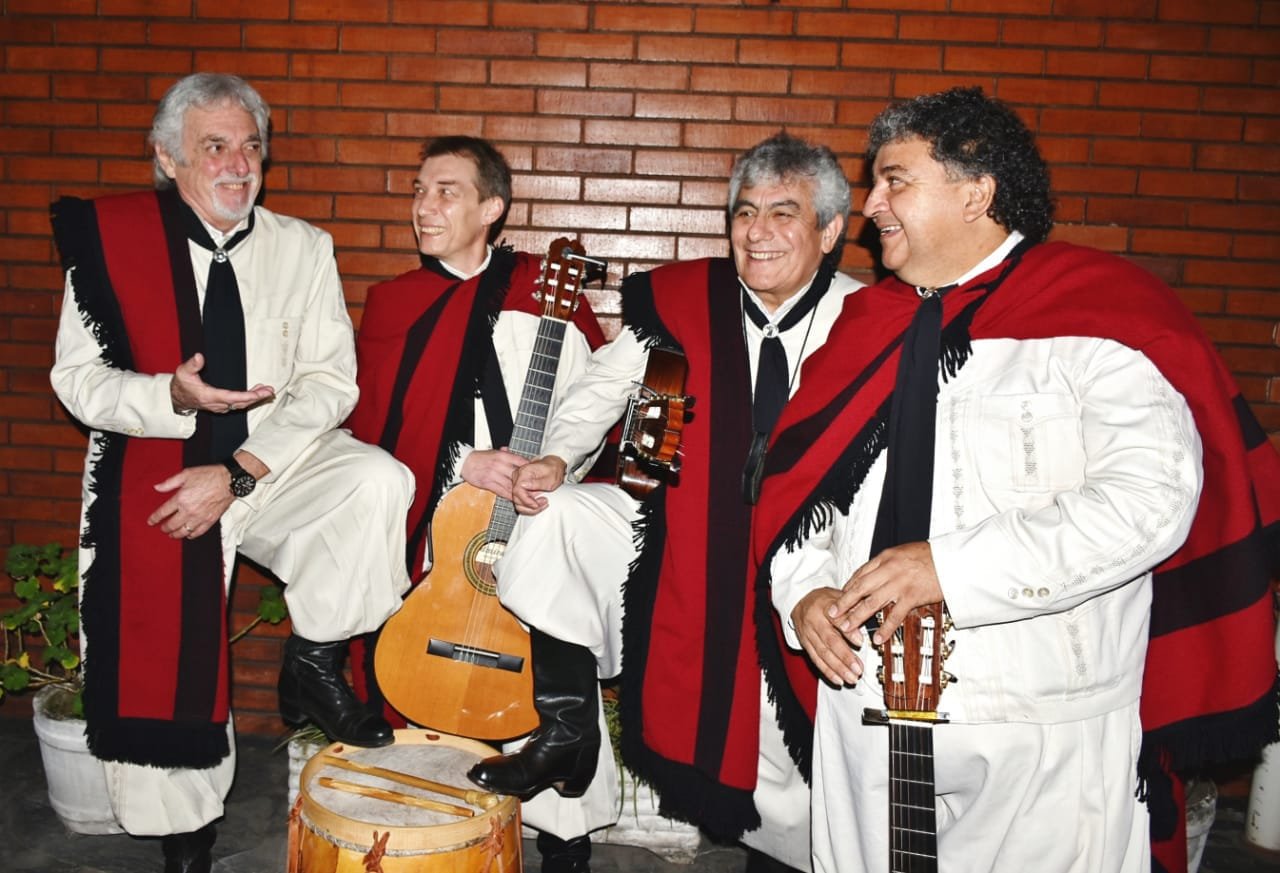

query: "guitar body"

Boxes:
[373, 483, 536, 739]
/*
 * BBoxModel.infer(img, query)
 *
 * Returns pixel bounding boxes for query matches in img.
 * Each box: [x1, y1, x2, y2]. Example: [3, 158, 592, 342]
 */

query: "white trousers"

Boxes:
[813, 677, 1149, 873]
[496, 481, 811, 866]
[95, 429, 414, 836]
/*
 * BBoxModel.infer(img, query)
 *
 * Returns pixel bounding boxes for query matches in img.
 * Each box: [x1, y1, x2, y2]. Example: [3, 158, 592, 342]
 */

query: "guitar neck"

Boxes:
[487, 315, 568, 541]
[888, 720, 938, 873]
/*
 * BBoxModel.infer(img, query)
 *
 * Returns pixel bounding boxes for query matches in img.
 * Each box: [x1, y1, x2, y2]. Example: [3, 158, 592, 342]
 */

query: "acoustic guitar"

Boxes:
[863, 604, 954, 873]
[374, 238, 605, 740]
[615, 347, 693, 499]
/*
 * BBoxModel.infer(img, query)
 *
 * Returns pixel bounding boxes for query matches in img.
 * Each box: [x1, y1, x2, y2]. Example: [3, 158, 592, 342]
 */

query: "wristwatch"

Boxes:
[223, 457, 257, 498]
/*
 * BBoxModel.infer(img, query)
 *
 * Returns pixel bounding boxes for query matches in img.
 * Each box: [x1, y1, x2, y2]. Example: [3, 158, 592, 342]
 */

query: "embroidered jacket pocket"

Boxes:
[976, 393, 1083, 493]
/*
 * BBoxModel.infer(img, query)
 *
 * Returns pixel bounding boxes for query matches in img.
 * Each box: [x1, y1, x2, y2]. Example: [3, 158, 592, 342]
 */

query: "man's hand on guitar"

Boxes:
[832, 541, 944, 646]
[510, 455, 568, 515]
[792, 587, 865, 687]
[461, 447, 528, 500]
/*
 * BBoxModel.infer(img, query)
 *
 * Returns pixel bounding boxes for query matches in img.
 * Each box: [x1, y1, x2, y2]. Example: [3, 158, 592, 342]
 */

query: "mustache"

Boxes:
[214, 172, 259, 187]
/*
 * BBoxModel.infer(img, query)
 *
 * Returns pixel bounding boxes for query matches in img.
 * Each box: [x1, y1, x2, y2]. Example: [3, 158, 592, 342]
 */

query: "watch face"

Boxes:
[229, 473, 255, 498]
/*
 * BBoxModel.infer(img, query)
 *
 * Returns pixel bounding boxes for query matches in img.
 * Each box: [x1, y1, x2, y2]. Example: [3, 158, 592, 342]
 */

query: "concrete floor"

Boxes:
[1, 714, 1277, 873]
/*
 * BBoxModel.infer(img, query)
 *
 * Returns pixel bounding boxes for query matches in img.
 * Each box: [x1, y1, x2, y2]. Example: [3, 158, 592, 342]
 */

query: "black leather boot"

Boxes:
[161, 822, 215, 873]
[278, 634, 393, 747]
[467, 628, 600, 799]
[744, 847, 805, 873]
[537, 831, 591, 873]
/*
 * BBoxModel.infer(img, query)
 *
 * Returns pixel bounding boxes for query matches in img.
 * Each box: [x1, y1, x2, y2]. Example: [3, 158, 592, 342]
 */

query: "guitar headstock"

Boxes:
[535, 237, 606, 321]
[880, 603, 952, 715]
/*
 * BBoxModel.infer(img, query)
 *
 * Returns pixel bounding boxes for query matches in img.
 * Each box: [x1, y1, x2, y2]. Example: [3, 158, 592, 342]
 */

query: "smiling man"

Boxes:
[754, 88, 1280, 873]
[49, 73, 413, 873]
[468, 132, 861, 872]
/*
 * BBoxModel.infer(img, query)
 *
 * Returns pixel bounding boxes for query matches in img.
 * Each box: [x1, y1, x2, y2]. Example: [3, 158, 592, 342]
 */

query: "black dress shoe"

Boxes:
[161, 822, 215, 873]
[537, 831, 591, 873]
[278, 633, 393, 747]
[744, 847, 805, 873]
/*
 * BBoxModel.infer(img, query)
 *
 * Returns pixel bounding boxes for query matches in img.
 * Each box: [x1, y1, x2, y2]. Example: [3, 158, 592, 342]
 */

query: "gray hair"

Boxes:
[728, 131, 851, 234]
[149, 73, 270, 188]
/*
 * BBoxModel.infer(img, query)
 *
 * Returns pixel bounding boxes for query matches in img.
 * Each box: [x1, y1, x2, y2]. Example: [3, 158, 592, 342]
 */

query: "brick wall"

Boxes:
[2, 1, 1277, 734]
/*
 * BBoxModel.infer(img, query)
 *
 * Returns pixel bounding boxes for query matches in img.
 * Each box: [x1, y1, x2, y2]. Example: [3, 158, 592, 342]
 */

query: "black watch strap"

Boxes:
[222, 457, 257, 498]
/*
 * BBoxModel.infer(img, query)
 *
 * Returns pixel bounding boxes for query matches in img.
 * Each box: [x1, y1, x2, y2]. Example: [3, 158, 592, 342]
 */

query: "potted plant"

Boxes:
[2, 542, 289, 834]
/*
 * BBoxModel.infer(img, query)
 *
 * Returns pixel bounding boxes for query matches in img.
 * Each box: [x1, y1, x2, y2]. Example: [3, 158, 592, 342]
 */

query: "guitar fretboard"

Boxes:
[889, 720, 938, 873]
[486, 316, 568, 543]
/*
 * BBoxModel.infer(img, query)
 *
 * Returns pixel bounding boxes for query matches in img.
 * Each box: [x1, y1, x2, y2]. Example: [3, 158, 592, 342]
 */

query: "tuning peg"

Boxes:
[875, 665, 884, 685]
[940, 671, 957, 690]
[942, 640, 956, 661]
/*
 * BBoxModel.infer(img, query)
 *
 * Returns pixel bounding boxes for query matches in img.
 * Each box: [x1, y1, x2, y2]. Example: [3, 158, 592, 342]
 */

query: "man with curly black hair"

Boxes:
[755, 88, 1279, 872]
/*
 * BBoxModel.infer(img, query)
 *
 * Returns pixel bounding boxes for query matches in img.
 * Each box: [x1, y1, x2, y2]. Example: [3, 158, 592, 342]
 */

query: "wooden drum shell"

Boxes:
[289, 730, 522, 873]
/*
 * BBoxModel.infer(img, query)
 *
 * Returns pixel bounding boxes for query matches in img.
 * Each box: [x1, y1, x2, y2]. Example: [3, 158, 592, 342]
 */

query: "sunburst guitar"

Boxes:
[374, 238, 605, 740]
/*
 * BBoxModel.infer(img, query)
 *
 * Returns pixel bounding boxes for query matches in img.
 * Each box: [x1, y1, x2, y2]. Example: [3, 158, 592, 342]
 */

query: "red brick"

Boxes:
[796, 11, 897, 38]
[194, 0, 289, 18]
[292, 54, 387, 80]
[1232, 234, 1280, 260]
[385, 112, 484, 139]
[594, 5, 693, 32]
[1099, 81, 1200, 111]
[1048, 223, 1128, 252]
[327, 222, 384, 250]
[590, 62, 689, 91]
[1132, 228, 1233, 257]
[841, 43, 942, 72]
[734, 96, 834, 125]
[535, 33, 632, 61]
[6, 0, 93, 10]
[446, 28, 535, 57]
[1185, 260, 1280, 289]
[192, 51, 289, 79]
[8, 157, 99, 184]
[1053, 166, 1137, 195]
[677, 236, 732, 260]
[539, 89, 634, 118]
[1039, 108, 1141, 137]
[634, 93, 733, 121]
[578, 232, 675, 262]
[693, 66, 790, 95]
[0, 18, 54, 43]
[144, 21, 240, 47]
[952, 0, 1050, 11]
[1218, 346, 1280, 375]
[267, 193, 335, 221]
[492, 2, 586, 29]
[1198, 316, 1277, 346]
[1093, 139, 1193, 169]
[52, 21, 148, 46]
[535, 147, 632, 175]
[338, 249, 420, 279]
[391, 0, 488, 26]
[1159, 0, 1257, 24]
[1176, 287, 1226, 314]
[1087, 197, 1189, 228]
[52, 129, 147, 159]
[792, 70, 892, 99]
[1226, 291, 1280, 317]
[685, 123, 793, 151]
[337, 138, 421, 169]
[585, 119, 680, 147]
[634, 149, 733, 180]
[1190, 202, 1280, 232]
[1239, 174, 1280, 202]
[0, 73, 52, 99]
[513, 174, 582, 202]
[1255, 60, 1280, 88]
[295, 0, 389, 22]
[1150, 54, 1253, 85]
[697, 8, 795, 34]
[485, 116, 582, 144]
[270, 135, 338, 164]
[0, 447, 54, 470]
[529, 203, 627, 230]
[339, 82, 432, 111]
[899, 16, 1000, 43]
[584, 178, 679, 205]
[55, 73, 149, 101]
[333, 193, 399, 222]
[388, 57, 488, 86]
[1207, 26, 1280, 55]
[1137, 169, 1235, 199]
[1002, 19, 1102, 46]
[490, 59, 585, 87]
[1197, 144, 1280, 174]
[738, 39, 840, 68]
[343, 25, 436, 53]
[244, 24, 338, 50]
[9, 473, 81, 500]
[0, 129, 53, 153]
[1202, 87, 1280, 115]
[97, 161, 152, 187]
[106, 48, 197, 76]
[946, 46, 1045, 75]
[1045, 49, 1147, 79]
[101, 0, 191, 14]
[1142, 112, 1243, 141]
[287, 109, 387, 136]
[288, 165, 385, 193]
[637, 35, 736, 64]
[995, 78, 1097, 106]
[1054, 0, 1156, 14]
[630, 206, 726, 235]
[439, 86, 534, 114]
[10, 422, 83, 448]
[253, 80, 340, 108]
[1105, 23, 1207, 52]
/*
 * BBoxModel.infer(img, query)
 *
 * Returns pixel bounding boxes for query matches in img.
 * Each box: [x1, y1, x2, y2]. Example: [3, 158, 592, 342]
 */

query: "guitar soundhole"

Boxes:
[463, 532, 505, 596]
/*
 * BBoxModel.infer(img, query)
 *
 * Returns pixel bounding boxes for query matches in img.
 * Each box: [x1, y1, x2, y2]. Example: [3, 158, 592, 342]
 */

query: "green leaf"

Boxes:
[1, 664, 31, 693]
[256, 585, 288, 624]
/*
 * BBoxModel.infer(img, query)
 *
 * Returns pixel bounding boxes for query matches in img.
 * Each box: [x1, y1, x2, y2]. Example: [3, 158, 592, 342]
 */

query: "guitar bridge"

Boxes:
[427, 639, 525, 673]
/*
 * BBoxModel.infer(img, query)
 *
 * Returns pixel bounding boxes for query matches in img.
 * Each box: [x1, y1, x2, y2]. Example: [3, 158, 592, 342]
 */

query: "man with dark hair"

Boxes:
[343, 135, 617, 873]
[756, 87, 1280, 873]
[469, 132, 863, 872]
[49, 72, 413, 872]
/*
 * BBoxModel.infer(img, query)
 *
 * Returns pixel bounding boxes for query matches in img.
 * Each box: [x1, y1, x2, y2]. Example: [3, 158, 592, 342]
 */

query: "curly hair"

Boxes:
[419, 136, 513, 242]
[867, 87, 1054, 243]
[149, 73, 270, 189]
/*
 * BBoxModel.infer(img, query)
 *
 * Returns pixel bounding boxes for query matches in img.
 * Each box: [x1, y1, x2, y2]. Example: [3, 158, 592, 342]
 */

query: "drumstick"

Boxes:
[318, 754, 502, 810]
[317, 777, 476, 818]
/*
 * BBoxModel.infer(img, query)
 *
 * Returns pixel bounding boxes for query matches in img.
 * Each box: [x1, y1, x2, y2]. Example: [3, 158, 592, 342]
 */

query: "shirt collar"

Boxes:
[740, 270, 819, 325]
[948, 231, 1024, 288]
[439, 246, 493, 280]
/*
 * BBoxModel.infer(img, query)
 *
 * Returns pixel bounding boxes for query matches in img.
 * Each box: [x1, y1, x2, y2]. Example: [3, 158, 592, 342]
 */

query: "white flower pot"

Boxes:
[31, 686, 123, 835]
[287, 734, 330, 808]
[591, 768, 700, 863]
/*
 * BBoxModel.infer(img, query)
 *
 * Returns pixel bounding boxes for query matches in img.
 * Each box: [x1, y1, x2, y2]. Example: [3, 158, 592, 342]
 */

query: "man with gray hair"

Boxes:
[49, 72, 413, 872]
[469, 132, 862, 872]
